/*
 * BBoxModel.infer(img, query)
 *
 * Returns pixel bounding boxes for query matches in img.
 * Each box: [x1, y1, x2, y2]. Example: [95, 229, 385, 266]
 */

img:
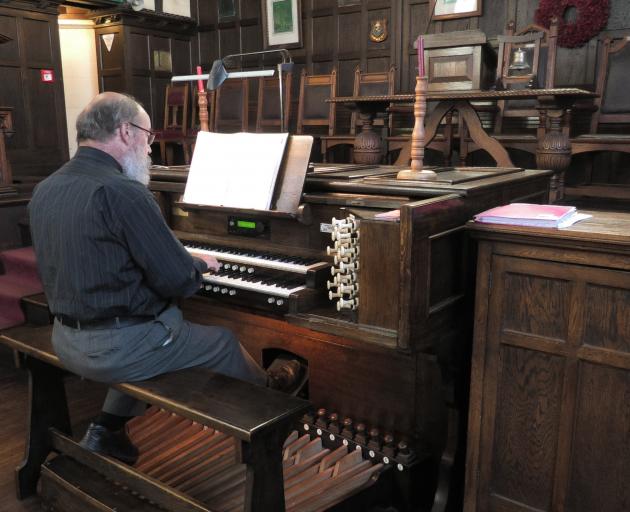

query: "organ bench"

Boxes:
[0, 323, 311, 511]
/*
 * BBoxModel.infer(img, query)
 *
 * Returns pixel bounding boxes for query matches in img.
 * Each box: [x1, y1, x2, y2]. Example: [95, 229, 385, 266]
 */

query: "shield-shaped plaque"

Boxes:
[369, 18, 388, 43]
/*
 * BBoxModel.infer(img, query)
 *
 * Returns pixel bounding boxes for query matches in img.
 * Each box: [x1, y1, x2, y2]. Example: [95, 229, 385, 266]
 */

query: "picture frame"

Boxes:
[430, 0, 482, 21]
[262, 0, 302, 49]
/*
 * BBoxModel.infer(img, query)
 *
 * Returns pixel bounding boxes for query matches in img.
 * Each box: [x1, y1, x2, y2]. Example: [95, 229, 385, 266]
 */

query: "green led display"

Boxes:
[237, 220, 257, 229]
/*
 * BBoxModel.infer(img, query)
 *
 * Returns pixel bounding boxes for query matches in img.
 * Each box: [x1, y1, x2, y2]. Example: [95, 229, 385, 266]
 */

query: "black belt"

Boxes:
[55, 314, 155, 330]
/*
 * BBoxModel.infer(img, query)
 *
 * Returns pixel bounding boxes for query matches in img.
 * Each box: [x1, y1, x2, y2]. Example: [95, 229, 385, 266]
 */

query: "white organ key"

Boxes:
[203, 273, 305, 298]
[186, 245, 327, 275]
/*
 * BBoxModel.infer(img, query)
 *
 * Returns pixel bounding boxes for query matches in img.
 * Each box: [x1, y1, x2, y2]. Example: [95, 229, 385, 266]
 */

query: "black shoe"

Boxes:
[79, 422, 139, 465]
[267, 358, 308, 396]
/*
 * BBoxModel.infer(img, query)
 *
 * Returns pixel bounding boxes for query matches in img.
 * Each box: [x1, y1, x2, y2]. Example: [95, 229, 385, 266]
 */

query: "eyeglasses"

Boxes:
[128, 122, 156, 145]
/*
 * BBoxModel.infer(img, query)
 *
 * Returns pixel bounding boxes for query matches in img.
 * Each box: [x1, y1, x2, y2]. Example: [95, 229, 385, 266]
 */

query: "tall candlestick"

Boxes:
[417, 36, 425, 77]
[196, 65, 204, 92]
[396, 75, 437, 181]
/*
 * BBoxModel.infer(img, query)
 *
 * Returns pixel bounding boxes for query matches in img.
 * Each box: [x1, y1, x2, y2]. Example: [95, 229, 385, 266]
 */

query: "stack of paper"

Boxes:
[183, 131, 289, 210]
[474, 203, 590, 228]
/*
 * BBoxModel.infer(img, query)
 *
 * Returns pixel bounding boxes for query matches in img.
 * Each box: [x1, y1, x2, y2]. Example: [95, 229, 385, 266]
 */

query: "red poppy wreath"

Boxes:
[534, 0, 610, 48]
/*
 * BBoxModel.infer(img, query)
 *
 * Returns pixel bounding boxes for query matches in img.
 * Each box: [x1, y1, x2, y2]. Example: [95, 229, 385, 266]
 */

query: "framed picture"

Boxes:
[262, 0, 302, 49]
[430, 0, 482, 21]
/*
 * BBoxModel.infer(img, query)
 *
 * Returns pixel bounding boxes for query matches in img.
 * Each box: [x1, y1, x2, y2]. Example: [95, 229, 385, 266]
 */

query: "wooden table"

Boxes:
[328, 88, 595, 201]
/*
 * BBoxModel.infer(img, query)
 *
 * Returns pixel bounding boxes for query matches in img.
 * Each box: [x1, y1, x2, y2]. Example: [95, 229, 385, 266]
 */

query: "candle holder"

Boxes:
[396, 76, 437, 181]
[197, 90, 210, 132]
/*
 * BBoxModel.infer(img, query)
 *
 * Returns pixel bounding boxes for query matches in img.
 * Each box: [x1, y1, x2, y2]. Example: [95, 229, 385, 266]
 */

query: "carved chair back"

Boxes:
[154, 83, 189, 165]
[350, 65, 396, 134]
[255, 72, 293, 133]
[589, 35, 630, 133]
[494, 17, 559, 134]
[213, 78, 250, 133]
[296, 68, 337, 136]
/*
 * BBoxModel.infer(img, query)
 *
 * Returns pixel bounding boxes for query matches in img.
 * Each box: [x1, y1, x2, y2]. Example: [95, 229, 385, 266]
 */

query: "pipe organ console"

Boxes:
[145, 161, 552, 511]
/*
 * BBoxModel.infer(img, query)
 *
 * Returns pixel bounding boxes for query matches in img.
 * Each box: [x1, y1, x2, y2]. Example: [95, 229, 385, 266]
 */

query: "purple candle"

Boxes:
[417, 35, 425, 77]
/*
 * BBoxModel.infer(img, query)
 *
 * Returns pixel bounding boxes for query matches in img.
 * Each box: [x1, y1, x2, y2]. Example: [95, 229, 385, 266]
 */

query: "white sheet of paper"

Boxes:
[183, 131, 289, 210]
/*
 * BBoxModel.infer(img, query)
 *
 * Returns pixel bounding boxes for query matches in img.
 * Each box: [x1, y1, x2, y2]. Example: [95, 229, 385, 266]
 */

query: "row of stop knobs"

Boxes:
[301, 408, 415, 468]
[326, 215, 360, 311]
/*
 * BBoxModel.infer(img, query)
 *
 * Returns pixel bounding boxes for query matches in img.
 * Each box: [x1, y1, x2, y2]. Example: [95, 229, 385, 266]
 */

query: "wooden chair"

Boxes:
[565, 35, 630, 201]
[460, 18, 559, 163]
[320, 65, 395, 162]
[494, 18, 559, 133]
[296, 68, 338, 161]
[255, 72, 292, 133]
[213, 78, 249, 133]
[154, 84, 189, 166]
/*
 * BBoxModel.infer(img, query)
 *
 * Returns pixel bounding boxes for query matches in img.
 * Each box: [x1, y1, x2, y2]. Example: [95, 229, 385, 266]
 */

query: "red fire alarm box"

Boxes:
[40, 69, 54, 82]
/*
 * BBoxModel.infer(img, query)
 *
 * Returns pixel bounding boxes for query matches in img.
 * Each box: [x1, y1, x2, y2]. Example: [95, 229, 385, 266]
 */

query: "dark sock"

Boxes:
[95, 412, 133, 432]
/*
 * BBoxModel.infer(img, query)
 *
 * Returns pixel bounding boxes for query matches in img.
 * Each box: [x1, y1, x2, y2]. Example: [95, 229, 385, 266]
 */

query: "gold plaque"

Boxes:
[369, 19, 388, 43]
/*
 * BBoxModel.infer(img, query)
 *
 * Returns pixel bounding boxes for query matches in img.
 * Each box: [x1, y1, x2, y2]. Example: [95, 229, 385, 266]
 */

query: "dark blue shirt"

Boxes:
[29, 146, 206, 321]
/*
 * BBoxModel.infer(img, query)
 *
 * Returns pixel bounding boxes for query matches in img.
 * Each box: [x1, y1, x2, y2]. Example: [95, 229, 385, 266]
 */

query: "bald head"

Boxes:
[76, 92, 146, 144]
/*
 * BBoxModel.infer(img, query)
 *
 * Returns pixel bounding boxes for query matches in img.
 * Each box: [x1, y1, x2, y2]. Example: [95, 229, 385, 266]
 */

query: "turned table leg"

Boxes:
[536, 109, 572, 203]
[353, 112, 382, 165]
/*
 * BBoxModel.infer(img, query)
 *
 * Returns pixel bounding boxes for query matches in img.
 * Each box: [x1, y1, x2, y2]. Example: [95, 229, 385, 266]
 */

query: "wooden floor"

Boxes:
[0, 343, 106, 511]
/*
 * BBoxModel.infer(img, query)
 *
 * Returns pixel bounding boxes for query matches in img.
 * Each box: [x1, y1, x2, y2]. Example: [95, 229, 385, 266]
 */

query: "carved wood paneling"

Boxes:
[491, 346, 564, 509]
[466, 220, 630, 511]
[94, 13, 193, 129]
[0, 5, 68, 178]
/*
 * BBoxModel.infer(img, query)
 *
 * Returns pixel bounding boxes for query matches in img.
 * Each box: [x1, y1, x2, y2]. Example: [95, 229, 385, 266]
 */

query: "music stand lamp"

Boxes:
[172, 49, 293, 132]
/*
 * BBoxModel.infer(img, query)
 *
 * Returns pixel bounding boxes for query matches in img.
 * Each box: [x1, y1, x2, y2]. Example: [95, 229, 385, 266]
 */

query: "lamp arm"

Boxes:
[223, 49, 292, 64]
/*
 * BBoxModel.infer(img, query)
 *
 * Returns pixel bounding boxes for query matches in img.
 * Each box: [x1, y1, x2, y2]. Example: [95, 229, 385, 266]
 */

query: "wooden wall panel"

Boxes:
[568, 362, 630, 512]
[0, 68, 26, 149]
[0, 14, 19, 63]
[131, 75, 152, 122]
[490, 346, 564, 510]
[130, 32, 150, 72]
[22, 18, 53, 64]
[0, 5, 68, 178]
[312, 14, 335, 60]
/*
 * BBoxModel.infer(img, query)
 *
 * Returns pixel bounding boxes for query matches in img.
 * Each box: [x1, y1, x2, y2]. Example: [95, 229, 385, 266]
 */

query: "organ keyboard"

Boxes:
[184, 240, 331, 313]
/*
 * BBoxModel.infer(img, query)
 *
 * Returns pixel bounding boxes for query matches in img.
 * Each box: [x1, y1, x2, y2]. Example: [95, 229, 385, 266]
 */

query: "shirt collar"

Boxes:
[75, 146, 124, 173]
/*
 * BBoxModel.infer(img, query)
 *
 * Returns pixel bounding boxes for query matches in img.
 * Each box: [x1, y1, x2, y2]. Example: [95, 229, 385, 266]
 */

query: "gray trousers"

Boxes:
[51, 305, 267, 417]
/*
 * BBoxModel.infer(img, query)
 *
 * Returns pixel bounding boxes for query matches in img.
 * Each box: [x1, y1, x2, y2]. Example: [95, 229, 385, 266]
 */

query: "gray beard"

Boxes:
[121, 151, 151, 186]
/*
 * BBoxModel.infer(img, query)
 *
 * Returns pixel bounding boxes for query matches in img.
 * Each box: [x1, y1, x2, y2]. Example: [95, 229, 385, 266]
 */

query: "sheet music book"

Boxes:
[183, 131, 289, 210]
[474, 203, 590, 228]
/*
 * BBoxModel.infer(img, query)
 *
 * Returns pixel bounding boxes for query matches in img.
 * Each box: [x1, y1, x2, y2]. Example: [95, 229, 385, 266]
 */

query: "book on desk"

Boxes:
[474, 203, 591, 228]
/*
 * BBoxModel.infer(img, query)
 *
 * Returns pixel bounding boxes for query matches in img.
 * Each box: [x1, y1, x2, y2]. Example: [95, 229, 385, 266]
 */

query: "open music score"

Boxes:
[183, 131, 289, 210]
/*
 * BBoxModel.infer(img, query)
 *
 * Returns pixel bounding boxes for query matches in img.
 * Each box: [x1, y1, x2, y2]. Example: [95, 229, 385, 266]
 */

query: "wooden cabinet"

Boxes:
[465, 211, 630, 512]
[422, 30, 496, 91]
[92, 10, 195, 126]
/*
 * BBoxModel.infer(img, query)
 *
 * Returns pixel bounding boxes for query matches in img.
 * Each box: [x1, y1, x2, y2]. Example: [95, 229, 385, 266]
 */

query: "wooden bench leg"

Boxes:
[242, 422, 291, 512]
[16, 357, 71, 499]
